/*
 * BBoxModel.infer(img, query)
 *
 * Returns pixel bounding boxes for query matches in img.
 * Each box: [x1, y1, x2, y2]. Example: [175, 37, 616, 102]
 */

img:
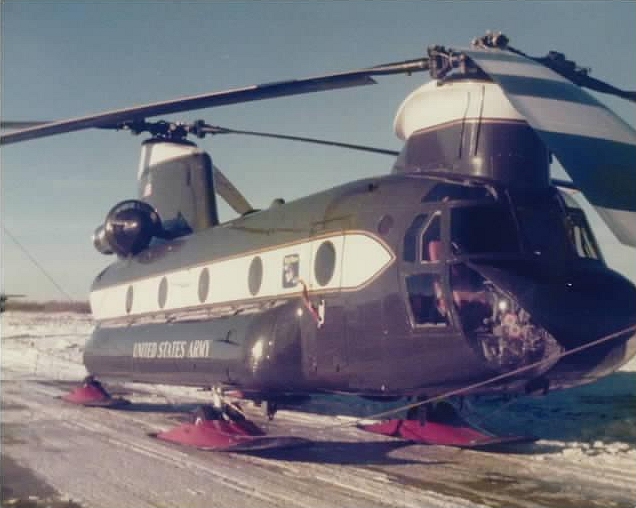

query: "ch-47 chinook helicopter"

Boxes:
[3, 32, 636, 451]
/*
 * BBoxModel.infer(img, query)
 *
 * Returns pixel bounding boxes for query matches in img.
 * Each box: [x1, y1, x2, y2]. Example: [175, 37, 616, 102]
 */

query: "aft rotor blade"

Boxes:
[212, 164, 254, 216]
[466, 47, 636, 247]
[201, 125, 400, 156]
[0, 57, 429, 146]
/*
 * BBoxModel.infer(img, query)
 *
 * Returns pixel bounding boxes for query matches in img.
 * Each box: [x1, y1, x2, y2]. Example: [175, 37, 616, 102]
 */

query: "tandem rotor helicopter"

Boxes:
[2, 32, 636, 450]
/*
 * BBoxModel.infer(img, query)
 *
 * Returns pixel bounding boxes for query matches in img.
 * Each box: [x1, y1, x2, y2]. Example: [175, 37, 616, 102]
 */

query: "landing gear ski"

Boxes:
[62, 376, 130, 408]
[360, 400, 535, 449]
[153, 388, 310, 452]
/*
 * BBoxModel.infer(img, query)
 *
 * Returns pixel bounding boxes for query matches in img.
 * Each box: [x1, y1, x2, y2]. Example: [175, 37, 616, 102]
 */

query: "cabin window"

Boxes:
[406, 274, 448, 326]
[450, 205, 520, 255]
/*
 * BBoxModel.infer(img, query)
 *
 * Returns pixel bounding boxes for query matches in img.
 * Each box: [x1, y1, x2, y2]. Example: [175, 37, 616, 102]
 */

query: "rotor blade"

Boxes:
[465, 47, 636, 247]
[1, 121, 51, 130]
[1, 57, 429, 146]
[550, 178, 578, 191]
[525, 52, 636, 103]
[565, 73, 636, 103]
[212, 164, 254, 216]
[201, 125, 399, 156]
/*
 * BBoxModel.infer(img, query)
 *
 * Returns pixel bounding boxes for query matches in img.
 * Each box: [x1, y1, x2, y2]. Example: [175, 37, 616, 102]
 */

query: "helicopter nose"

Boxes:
[527, 267, 636, 388]
[473, 260, 636, 389]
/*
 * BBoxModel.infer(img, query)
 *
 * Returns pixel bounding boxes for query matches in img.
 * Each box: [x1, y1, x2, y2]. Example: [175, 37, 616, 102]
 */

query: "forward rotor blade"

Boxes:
[212, 164, 254, 216]
[466, 47, 636, 247]
[202, 125, 399, 156]
[1, 121, 50, 130]
[566, 73, 636, 103]
[515, 51, 636, 103]
[1, 57, 429, 146]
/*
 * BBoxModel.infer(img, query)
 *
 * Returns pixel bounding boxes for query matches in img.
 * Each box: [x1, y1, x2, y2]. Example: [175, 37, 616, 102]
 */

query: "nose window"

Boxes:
[449, 264, 491, 332]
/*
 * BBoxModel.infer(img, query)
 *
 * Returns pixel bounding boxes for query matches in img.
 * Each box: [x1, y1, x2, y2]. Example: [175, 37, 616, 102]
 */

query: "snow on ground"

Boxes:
[2, 310, 635, 462]
[1, 311, 91, 381]
[1, 311, 635, 508]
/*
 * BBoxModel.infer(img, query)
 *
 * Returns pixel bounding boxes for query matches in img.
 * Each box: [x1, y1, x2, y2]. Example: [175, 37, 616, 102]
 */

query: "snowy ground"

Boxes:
[1, 311, 635, 508]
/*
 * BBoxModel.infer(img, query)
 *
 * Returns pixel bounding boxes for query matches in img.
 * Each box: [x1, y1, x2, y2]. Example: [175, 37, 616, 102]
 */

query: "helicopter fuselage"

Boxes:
[86, 172, 636, 400]
[83, 74, 636, 402]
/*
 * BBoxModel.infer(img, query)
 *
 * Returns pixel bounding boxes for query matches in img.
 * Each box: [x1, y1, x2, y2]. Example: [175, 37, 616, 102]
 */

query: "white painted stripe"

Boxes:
[340, 234, 392, 288]
[137, 141, 202, 179]
[464, 50, 572, 84]
[509, 95, 636, 145]
[394, 80, 524, 140]
[90, 232, 394, 321]
[465, 49, 636, 147]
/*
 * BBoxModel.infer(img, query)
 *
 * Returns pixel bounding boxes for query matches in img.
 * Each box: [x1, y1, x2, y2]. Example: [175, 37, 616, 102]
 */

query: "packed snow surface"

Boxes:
[1, 311, 635, 508]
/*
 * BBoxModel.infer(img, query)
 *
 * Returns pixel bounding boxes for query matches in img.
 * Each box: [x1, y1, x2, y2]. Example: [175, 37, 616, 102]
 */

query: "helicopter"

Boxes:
[2, 32, 636, 451]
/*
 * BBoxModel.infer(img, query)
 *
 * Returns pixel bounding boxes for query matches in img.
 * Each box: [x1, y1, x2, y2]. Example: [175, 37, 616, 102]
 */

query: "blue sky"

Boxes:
[1, 0, 635, 300]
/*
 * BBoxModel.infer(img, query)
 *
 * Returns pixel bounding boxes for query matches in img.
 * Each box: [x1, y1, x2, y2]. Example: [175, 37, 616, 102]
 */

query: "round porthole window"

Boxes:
[314, 241, 336, 287]
[198, 268, 210, 303]
[125, 285, 134, 314]
[158, 277, 168, 309]
[248, 256, 263, 296]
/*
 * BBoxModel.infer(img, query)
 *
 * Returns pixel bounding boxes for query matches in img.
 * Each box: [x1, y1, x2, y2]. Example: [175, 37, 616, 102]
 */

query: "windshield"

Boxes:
[512, 189, 575, 261]
[450, 205, 521, 255]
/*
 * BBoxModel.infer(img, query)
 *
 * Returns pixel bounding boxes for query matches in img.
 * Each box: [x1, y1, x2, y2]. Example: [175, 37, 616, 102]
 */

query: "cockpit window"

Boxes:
[513, 190, 573, 260]
[403, 214, 428, 262]
[420, 213, 442, 262]
[450, 205, 520, 255]
[423, 183, 495, 203]
[406, 274, 448, 326]
[565, 207, 602, 260]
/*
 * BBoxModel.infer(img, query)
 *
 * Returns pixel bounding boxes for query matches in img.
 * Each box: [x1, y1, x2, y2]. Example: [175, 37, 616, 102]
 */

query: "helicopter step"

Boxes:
[151, 390, 311, 452]
[359, 401, 535, 449]
[61, 376, 130, 408]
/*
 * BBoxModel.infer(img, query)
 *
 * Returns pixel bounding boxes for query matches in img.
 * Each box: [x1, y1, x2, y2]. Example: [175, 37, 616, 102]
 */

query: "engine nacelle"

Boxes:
[92, 200, 162, 258]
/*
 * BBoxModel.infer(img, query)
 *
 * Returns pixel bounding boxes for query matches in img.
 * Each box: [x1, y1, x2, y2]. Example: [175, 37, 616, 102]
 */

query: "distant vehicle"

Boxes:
[2, 32, 635, 451]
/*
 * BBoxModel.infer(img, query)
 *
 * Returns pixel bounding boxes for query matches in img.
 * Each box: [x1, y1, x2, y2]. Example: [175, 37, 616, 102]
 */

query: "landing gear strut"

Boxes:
[265, 400, 278, 420]
[153, 386, 309, 451]
[406, 396, 428, 425]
